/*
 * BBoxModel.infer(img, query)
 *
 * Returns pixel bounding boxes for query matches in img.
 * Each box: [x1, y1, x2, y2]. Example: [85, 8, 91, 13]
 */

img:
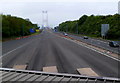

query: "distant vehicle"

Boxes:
[63, 32, 68, 36]
[109, 41, 119, 47]
[84, 36, 88, 39]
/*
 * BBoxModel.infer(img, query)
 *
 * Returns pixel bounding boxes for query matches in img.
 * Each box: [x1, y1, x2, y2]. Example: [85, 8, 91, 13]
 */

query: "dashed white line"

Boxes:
[56, 35, 120, 62]
[91, 39, 108, 44]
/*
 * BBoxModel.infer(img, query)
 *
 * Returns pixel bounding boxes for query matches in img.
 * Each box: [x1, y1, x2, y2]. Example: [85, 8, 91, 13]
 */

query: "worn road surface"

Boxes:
[2, 30, 119, 78]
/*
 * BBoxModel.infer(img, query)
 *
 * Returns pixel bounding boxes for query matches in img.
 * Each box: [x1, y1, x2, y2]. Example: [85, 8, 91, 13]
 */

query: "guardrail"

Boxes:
[0, 68, 119, 82]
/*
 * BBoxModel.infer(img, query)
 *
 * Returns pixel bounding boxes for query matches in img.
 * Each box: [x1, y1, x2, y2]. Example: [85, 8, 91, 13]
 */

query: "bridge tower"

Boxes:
[42, 11, 48, 29]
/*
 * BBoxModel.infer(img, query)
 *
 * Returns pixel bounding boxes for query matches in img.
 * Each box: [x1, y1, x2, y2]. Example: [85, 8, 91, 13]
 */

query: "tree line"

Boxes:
[2, 14, 38, 38]
[57, 14, 120, 39]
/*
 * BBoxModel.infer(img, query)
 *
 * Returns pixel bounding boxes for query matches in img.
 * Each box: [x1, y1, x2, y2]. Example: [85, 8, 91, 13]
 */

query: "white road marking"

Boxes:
[1, 42, 31, 58]
[56, 35, 120, 62]
[74, 40, 120, 62]
[98, 40, 108, 43]
[91, 39, 108, 44]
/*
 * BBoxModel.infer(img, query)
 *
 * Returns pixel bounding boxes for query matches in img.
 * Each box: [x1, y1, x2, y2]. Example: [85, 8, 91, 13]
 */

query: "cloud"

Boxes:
[0, 0, 119, 2]
[0, 1, 118, 27]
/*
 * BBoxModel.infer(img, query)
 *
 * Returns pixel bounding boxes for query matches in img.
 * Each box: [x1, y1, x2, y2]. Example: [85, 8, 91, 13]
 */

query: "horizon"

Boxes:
[0, 1, 119, 27]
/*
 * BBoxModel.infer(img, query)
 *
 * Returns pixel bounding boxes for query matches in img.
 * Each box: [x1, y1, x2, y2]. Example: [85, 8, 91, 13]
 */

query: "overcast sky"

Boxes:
[0, 0, 119, 28]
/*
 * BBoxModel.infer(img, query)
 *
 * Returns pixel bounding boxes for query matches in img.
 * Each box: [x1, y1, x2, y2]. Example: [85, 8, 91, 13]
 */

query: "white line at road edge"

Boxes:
[71, 38, 120, 62]
[1, 42, 31, 58]
[72, 39, 120, 62]
[55, 34, 120, 62]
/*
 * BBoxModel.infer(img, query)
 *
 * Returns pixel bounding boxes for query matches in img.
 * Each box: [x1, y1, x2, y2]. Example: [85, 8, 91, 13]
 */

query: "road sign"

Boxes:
[29, 28, 35, 33]
[101, 24, 109, 37]
[36, 29, 40, 32]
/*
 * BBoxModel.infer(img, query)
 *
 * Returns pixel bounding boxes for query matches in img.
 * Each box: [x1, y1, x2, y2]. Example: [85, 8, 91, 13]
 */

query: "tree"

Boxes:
[57, 14, 120, 39]
[2, 14, 38, 38]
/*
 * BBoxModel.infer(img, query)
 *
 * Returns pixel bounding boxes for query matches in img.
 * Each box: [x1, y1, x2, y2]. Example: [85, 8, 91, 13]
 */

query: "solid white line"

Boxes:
[76, 42, 120, 62]
[83, 45, 120, 62]
[1, 42, 31, 58]
[57, 35, 120, 62]
[74, 40, 120, 62]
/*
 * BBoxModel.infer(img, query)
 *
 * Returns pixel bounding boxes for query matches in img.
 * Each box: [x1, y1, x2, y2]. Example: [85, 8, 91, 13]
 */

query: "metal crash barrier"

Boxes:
[0, 68, 119, 82]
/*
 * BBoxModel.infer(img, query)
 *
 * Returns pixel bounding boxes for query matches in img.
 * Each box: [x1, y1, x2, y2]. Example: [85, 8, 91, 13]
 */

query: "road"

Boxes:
[56, 32, 120, 54]
[2, 30, 119, 78]
[69, 34, 120, 54]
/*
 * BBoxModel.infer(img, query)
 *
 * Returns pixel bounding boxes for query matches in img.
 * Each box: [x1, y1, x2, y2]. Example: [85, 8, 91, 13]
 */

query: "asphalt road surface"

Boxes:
[2, 30, 119, 78]
[69, 34, 120, 54]
[56, 31, 120, 54]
